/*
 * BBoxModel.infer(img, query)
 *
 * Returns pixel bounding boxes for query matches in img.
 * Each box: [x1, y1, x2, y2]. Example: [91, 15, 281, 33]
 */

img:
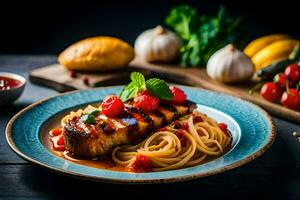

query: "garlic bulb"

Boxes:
[134, 25, 182, 62]
[207, 44, 254, 83]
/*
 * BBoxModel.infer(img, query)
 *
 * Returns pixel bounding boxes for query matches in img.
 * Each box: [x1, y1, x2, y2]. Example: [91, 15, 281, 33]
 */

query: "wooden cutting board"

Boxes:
[29, 57, 300, 124]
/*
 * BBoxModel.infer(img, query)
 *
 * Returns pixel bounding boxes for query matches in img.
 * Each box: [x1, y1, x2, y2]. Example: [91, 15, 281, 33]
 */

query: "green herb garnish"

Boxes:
[80, 109, 100, 124]
[165, 5, 243, 67]
[119, 72, 173, 102]
[145, 78, 173, 100]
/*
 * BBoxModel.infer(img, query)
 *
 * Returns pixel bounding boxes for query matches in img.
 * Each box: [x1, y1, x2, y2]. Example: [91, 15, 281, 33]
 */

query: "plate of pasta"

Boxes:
[6, 73, 275, 183]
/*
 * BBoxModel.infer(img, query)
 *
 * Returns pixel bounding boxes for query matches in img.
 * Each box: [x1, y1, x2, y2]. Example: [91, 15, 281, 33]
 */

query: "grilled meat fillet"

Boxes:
[63, 101, 196, 158]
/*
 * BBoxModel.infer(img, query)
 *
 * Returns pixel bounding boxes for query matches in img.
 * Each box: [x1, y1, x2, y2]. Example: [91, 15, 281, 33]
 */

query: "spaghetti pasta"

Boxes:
[112, 111, 231, 171]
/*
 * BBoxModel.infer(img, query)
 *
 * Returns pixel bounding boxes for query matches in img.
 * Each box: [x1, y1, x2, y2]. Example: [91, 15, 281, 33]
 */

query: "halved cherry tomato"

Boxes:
[218, 123, 228, 132]
[218, 123, 230, 137]
[49, 127, 62, 137]
[130, 155, 152, 172]
[50, 134, 65, 151]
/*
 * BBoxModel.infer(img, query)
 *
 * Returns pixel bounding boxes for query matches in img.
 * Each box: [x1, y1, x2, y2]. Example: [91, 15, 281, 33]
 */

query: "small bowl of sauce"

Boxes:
[0, 72, 26, 105]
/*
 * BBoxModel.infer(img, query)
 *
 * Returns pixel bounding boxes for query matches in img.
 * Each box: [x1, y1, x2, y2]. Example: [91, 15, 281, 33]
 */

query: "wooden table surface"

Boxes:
[1, 56, 300, 199]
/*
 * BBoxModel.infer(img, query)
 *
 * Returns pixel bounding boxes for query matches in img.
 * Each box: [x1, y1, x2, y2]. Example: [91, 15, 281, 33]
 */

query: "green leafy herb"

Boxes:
[119, 81, 140, 102]
[120, 72, 145, 102]
[89, 109, 100, 116]
[80, 109, 99, 124]
[130, 72, 146, 88]
[146, 78, 173, 100]
[165, 5, 198, 41]
[119, 72, 173, 102]
[165, 5, 243, 67]
[81, 114, 95, 124]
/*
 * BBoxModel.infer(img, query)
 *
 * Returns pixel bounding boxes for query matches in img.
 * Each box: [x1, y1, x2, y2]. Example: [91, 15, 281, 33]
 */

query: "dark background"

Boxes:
[1, 1, 300, 199]
[1, 0, 299, 54]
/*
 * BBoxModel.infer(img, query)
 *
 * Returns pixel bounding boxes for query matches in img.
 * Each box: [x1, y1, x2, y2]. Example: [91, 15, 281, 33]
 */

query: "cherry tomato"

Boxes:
[130, 155, 152, 172]
[169, 86, 187, 104]
[50, 134, 65, 151]
[101, 95, 124, 118]
[218, 123, 230, 137]
[133, 92, 159, 113]
[284, 64, 300, 83]
[56, 134, 65, 145]
[280, 89, 300, 110]
[49, 127, 62, 137]
[260, 82, 281, 102]
[273, 73, 290, 89]
[218, 123, 228, 132]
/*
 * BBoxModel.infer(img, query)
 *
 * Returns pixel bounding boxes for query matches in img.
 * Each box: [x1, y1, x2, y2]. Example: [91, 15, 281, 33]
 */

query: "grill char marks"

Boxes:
[148, 111, 167, 130]
[186, 100, 197, 113]
[124, 106, 155, 142]
[63, 101, 196, 158]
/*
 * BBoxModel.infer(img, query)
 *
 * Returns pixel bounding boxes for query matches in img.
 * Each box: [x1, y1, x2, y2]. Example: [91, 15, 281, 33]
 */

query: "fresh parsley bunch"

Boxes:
[119, 72, 173, 102]
[165, 5, 243, 67]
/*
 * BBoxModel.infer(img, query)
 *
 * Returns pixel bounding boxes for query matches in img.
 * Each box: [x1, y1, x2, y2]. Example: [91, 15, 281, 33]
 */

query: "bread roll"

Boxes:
[58, 36, 134, 71]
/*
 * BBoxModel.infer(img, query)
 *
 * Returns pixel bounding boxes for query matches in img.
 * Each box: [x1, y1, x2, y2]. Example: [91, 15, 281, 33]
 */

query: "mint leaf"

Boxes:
[81, 114, 96, 124]
[130, 72, 145, 88]
[119, 72, 173, 102]
[89, 109, 100, 116]
[119, 82, 139, 102]
[80, 109, 99, 124]
[120, 86, 139, 102]
[146, 78, 173, 100]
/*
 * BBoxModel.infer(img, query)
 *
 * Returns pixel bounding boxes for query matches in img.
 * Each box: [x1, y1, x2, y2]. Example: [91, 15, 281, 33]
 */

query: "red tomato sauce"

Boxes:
[0, 76, 22, 91]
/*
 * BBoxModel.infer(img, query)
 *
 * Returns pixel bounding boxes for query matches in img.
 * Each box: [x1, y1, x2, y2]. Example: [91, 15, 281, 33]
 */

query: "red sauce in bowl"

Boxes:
[0, 76, 22, 91]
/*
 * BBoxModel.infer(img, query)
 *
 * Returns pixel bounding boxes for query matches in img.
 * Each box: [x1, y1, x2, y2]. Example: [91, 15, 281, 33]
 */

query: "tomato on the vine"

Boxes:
[273, 73, 290, 89]
[284, 64, 300, 83]
[280, 89, 300, 110]
[260, 82, 282, 102]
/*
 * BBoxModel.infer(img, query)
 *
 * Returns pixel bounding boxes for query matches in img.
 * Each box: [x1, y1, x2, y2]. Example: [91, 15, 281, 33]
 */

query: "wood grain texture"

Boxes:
[29, 57, 300, 123]
[1, 139, 299, 200]
[130, 58, 300, 124]
[0, 162, 298, 199]
[29, 64, 131, 92]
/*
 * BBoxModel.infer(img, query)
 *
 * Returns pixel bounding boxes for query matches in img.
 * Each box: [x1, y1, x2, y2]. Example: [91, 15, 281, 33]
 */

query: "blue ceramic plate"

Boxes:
[6, 86, 275, 183]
